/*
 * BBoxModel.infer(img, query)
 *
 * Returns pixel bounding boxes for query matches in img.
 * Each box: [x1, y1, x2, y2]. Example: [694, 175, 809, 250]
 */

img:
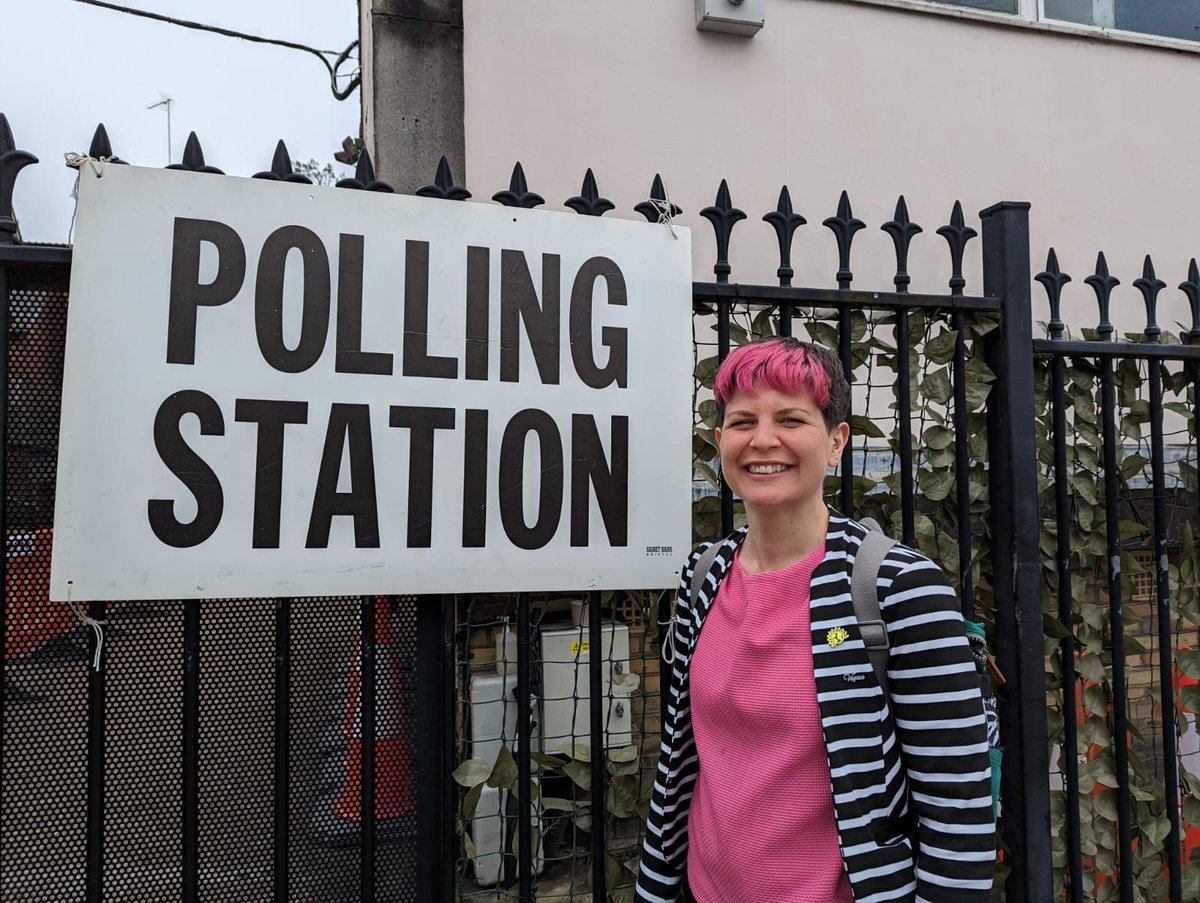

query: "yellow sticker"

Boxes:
[826, 627, 849, 648]
[570, 641, 590, 655]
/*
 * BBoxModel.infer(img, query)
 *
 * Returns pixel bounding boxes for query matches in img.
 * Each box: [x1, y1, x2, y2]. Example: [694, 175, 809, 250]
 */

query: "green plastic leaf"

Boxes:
[1181, 684, 1200, 715]
[564, 759, 592, 791]
[851, 414, 886, 439]
[462, 782, 484, 821]
[1177, 648, 1200, 680]
[1043, 613, 1070, 641]
[924, 329, 960, 364]
[452, 758, 492, 788]
[607, 744, 640, 763]
[487, 744, 517, 790]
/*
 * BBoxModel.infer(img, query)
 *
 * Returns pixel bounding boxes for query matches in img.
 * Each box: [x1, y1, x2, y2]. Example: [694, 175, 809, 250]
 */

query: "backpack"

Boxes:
[685, 519, 1003, 816]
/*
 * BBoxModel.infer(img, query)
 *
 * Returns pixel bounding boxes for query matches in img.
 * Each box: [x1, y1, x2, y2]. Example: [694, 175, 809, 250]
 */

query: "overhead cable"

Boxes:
[72, 0, 360, 100]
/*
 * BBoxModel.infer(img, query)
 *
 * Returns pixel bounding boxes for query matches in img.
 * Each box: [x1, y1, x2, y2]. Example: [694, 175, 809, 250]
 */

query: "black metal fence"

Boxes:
[4, 107, 1199, 903]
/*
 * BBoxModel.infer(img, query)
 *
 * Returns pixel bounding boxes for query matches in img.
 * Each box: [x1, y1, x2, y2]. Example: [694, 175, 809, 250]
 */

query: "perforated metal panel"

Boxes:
[3, 265, 420, 901]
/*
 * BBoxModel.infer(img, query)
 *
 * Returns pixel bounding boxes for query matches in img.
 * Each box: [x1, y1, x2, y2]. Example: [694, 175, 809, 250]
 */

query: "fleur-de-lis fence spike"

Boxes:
[1084, 252, 1119, 340]
[1133, 255, 1165, 342]
[762, 185, 806, 287]
[335, 148, 394, 192]
[87, 123, 126, 164]
[700, 179, 746, 283]
[166, 132, 223, 174]
[0, 113, 39, 243]
[935, 200, 976, 295]
[881, 196, 923, 292]
[634, 173, 682, 223]
[417, 155, 471, 200]
[1179, 259, 1200, 343]
[253, 140, 311, 183]
[565, 168, 614, 217]
[1035, 248, 1072, 341]
[492, 162, 543, 208]
[822, 190, 865, 289]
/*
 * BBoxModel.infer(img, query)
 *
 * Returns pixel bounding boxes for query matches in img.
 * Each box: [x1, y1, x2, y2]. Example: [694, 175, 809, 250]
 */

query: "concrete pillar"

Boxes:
[360, 0, 465, 194]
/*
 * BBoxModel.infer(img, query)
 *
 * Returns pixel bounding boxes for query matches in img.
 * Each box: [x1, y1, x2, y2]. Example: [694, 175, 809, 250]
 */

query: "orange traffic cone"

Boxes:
[332, 597, 415, 826]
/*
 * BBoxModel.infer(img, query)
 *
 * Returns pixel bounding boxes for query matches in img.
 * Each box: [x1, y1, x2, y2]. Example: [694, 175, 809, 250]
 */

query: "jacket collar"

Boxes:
[692, 507, 855, 631]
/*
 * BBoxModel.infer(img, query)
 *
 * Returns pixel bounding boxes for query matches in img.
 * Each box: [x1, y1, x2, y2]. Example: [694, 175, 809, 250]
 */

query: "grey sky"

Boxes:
[6, 0, 361, 243]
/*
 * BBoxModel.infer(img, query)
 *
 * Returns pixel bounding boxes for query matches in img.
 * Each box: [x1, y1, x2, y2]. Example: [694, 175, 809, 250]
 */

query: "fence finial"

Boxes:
[762, 185, 806, 287]
[822, 190, 864, 289]
[634, 173, 682, 223]
[1084, 252, 1119, 340]
[87, 124, 124, 164]
[565, 168, 614, 217]
[335, 148, 393, 192]
[0, 113, 38, 244]
[418, 155, 471, 201]
[700, 179, 745, 284]
[881, 195, 922, 293]
[936, 200, 977, 296]
[254, 140, 310, 184]
[1179, 259, 1200, 343]
[492, 162, 543, 208]
[167, 132, 223, 174]
[1132, 255, 1165, 342]
[1035, 248, 1071, 340]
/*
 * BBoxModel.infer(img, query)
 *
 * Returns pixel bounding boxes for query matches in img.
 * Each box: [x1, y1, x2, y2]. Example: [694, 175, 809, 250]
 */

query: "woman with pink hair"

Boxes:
[636, 337, 994, 902]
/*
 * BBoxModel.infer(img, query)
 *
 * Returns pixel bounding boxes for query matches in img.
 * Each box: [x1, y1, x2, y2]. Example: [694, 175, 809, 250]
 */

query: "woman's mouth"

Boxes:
[745, 463, 791, 474]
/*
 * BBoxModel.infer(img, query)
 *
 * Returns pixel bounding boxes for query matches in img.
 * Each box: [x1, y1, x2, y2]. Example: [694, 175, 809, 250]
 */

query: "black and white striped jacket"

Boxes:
[636, 514, 995, 902]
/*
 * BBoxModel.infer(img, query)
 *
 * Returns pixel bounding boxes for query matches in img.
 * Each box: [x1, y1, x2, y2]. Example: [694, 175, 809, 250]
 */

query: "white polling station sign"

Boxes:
[50, 165, 692, 600]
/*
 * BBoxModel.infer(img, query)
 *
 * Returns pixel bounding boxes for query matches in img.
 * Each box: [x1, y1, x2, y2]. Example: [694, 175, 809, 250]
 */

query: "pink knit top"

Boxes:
[687, 545, 853, 903]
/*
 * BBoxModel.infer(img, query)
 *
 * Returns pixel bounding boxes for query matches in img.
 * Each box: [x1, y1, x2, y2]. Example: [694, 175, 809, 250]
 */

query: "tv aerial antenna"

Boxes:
[146, 94, 174, 165]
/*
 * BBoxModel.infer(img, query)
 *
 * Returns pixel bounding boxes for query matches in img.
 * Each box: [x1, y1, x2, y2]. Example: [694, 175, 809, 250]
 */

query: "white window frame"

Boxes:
[835, 0, 1200, 55]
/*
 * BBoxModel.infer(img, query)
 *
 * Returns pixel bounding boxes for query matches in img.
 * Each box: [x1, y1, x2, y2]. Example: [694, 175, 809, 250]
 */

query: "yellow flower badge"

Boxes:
[826, 627, 849, 648]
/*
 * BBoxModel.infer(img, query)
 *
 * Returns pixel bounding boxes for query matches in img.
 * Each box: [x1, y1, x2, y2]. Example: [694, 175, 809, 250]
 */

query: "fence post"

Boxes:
[979, 201, 1052, 902]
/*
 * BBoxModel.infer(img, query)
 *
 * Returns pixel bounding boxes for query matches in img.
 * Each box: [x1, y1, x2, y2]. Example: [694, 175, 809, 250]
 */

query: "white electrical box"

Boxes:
[470, 783, 545, 887]
[469, 673, 540, 772]
[695, 0, 765, 36]
[540, 623, 633, 756]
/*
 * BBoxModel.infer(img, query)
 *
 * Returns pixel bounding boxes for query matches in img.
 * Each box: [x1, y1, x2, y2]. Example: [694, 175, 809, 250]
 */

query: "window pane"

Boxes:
[1046, 0, 1200, 41]
[1116, 1, 1200, 41]
[1043, 0, 1093, 26]
[936, 0, 1017, 12]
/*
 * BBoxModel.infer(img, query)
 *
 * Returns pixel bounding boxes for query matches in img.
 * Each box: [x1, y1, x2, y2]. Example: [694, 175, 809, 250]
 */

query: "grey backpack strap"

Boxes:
[689, 541, 723, 609]
[852, 518, 898, 693]
[664, 541, 723, 665]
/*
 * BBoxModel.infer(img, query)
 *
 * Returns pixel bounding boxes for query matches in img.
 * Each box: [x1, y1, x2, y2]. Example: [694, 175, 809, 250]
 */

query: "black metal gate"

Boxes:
[5, 107, 1200, 903]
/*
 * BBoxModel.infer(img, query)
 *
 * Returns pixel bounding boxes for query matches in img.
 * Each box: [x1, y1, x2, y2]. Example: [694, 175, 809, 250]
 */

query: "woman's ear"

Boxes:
[714, 426, 723, 447]
[827, 421, 850, 467]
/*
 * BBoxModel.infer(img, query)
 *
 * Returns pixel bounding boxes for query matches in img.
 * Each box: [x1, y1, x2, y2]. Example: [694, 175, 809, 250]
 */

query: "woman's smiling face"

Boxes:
[716, 386, 848, 516]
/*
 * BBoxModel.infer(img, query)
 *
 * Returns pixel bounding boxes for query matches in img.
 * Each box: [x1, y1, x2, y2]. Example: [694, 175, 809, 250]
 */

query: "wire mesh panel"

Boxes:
[452, 592, 662, 900]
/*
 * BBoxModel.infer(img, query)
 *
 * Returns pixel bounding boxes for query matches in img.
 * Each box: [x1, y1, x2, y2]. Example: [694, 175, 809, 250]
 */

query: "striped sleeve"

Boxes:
[881, 551, 996, 901]
[634, 546, 705, 903]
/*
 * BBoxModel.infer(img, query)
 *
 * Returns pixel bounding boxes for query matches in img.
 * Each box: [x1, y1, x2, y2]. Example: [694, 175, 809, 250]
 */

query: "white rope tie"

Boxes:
[68, 601, 106, 671]
[648, 190, 679, 240]
[64, 152, 114, 243]
[656, 587, 677, 664]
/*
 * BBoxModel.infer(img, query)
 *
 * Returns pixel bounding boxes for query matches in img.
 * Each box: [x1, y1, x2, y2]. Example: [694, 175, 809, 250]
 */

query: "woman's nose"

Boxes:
[750, 423, 778, 447]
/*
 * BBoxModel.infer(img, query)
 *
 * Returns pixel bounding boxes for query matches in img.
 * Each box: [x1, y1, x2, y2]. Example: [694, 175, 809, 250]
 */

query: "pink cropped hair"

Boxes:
[713, 337, 850, 429]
